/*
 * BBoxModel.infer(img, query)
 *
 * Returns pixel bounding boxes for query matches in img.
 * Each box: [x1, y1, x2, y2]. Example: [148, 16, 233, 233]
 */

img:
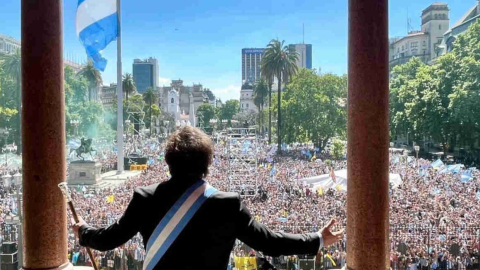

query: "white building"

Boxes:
[0, 33, 21, 55]
[167, 89, 181, 120]
[158, 79, 214, 126]
[389, 2, 449, 70]
[240, 83, 257, 113]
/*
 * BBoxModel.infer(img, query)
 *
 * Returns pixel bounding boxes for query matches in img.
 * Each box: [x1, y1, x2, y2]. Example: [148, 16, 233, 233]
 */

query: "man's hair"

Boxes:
[165, 126, 213, 179]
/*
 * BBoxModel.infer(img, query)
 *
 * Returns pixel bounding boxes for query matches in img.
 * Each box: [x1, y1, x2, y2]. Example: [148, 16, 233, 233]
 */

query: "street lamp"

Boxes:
[414, 145, 420, 166]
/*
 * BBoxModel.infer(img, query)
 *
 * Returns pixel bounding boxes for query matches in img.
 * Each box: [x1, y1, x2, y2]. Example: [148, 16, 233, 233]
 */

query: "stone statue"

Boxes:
[71, 138, 96, 161]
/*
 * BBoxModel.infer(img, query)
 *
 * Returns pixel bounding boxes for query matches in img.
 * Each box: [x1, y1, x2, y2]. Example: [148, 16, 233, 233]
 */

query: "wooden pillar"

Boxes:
[347, 0, 390, 269]
[21, 0, 70, 269]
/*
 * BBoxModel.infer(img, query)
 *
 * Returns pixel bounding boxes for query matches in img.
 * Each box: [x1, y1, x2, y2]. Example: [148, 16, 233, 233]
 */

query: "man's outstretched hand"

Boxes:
[71, 216, 87, 238]
[320, 219, 344, 247]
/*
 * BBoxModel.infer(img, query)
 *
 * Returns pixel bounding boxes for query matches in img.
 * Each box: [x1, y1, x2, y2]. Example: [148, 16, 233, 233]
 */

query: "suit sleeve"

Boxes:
[234, 194, 321, 257]
[78, 189, 144, 251]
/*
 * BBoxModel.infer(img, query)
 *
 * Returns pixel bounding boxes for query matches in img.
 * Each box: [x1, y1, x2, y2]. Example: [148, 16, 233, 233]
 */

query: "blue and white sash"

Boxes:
[143, 180, 217, 270]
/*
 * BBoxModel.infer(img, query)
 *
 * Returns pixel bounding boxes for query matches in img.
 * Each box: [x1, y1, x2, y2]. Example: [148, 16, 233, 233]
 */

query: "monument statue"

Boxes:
[68, 138, 102, 185]
[71, 138, 96, 161]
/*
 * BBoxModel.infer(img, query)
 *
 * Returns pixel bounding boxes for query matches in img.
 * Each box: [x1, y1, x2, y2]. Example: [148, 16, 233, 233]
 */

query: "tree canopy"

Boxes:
[275, 69, 347, 150]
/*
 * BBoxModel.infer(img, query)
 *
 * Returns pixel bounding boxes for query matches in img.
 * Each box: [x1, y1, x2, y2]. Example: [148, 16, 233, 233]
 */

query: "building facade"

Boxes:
[132, 57, 159, 94]
[0, 33, 21, 55]
[100, 83, 117, 109]
[441, 1, 480, 54]
[289, 44, 312, 69]
[389, 3, 450, 70]
[240, 83, 257, 113]
[242, 48, 265, 84]
[158, 79, 215, 125]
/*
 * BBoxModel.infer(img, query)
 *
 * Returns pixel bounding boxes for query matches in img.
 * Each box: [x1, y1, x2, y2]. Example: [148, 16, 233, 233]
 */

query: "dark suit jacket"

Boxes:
[79, 177, 320, 270]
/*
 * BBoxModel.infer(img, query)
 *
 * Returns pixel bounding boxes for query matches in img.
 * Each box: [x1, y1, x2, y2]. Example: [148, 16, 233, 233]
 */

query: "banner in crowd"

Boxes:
[430, 159, 444, 169]
[234, 257, 257, 270]
[299, 169, 402, 192]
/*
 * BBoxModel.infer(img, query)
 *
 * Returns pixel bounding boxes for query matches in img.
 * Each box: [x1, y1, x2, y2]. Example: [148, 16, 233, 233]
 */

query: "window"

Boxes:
[401, 45, 404, 51]
[411, 42, 418, 48]
[171, 98, 174, 103]
[397, 48, 400, 53]
[246, 104, 249, 108]
[423, 41, 426, 46]
[439, 24, 442, 30]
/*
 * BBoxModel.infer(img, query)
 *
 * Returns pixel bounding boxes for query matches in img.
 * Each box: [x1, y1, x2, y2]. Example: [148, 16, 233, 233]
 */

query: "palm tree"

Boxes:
[0, 49, 22, 153]
[254, 79, 268, 136]
[143, 87, 157, 135]
[261, 39, 298, 152]
[78, 59, 102, 102]
[262, 71, 274, 144]
[122, 73, 136, 103]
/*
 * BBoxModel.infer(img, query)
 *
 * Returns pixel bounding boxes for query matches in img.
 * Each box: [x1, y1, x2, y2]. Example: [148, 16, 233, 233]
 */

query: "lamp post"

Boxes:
[414, 145, 420, 167]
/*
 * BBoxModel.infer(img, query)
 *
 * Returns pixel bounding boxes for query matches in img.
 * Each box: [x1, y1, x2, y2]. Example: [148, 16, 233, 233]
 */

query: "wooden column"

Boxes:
[347, 0, 390, 269]
[21, 0, 69, 269]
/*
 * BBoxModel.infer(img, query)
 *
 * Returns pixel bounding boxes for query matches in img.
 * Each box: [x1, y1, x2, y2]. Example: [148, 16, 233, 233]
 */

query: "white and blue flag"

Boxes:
[76, 0, 118, 71]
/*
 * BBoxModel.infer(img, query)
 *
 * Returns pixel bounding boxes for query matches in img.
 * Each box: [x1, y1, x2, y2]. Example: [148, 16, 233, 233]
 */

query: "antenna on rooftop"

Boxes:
[303, 23, 305, 44]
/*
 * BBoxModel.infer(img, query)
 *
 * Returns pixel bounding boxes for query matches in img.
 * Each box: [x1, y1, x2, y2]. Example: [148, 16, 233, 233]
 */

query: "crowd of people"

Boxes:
[1, 132, 480, 270]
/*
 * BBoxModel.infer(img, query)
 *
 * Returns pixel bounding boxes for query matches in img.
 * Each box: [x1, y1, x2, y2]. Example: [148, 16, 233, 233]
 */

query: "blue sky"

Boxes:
[0, 0, 476, 101]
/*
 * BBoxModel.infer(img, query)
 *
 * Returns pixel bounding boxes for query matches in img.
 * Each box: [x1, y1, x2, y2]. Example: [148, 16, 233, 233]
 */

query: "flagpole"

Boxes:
[116, 0, 124, 174]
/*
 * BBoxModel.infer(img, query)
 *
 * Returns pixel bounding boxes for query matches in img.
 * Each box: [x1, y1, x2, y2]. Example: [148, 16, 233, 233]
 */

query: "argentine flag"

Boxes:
[76, 0, 118, 71]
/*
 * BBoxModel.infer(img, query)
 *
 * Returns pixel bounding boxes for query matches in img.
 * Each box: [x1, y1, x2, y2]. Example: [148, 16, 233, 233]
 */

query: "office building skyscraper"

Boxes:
[242, 48, 265, 84]
[289, 44, 312, 69]
[132, 57, 159, 93]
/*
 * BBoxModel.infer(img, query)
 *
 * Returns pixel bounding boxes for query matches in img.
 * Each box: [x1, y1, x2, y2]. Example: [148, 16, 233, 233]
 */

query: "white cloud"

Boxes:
[158, 77, 171, 86]
[211, 85, 241, 101]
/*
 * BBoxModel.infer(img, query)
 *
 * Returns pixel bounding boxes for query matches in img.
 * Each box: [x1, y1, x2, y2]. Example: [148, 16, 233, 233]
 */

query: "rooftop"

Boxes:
[422, 2, 449, 15]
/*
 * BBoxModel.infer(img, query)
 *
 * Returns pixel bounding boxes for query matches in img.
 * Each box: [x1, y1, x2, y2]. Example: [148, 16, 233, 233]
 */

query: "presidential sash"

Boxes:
[143, 180, 217, 270]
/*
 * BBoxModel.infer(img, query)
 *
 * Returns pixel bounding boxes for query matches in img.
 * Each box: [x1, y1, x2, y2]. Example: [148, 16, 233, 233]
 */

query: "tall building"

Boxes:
[0, 33, 21, 55]
[389, 3, 449, 70]
[132, 57, 159, 94]
[289, 44, 312, 69]
[242, 48, 265, 84]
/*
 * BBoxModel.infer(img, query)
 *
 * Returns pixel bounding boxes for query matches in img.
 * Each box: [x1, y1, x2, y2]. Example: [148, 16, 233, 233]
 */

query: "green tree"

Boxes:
[330, 138, 346, 159]
[143, 87, 157, 132]
[78, 59, 103, 102]
[0, 66, 17, 133]
[122, 73, 136, 104]
[254, 79, 268, 135]
[217, 99, 239, 126]
[261, 39, 299, 152]
[0, 49, 21, 153]
[389, 57, 425, 143]
[196, 103, 215, 128]
[278, 69, 347, 150]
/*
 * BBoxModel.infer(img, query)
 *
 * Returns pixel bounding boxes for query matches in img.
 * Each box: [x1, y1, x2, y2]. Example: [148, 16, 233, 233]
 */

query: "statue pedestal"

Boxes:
[68, 161, 102, 185]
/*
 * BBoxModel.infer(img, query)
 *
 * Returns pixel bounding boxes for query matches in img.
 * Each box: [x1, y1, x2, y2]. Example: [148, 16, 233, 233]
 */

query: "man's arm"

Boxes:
[234, 194, 322, 257]
[75, 190, 144, 251]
